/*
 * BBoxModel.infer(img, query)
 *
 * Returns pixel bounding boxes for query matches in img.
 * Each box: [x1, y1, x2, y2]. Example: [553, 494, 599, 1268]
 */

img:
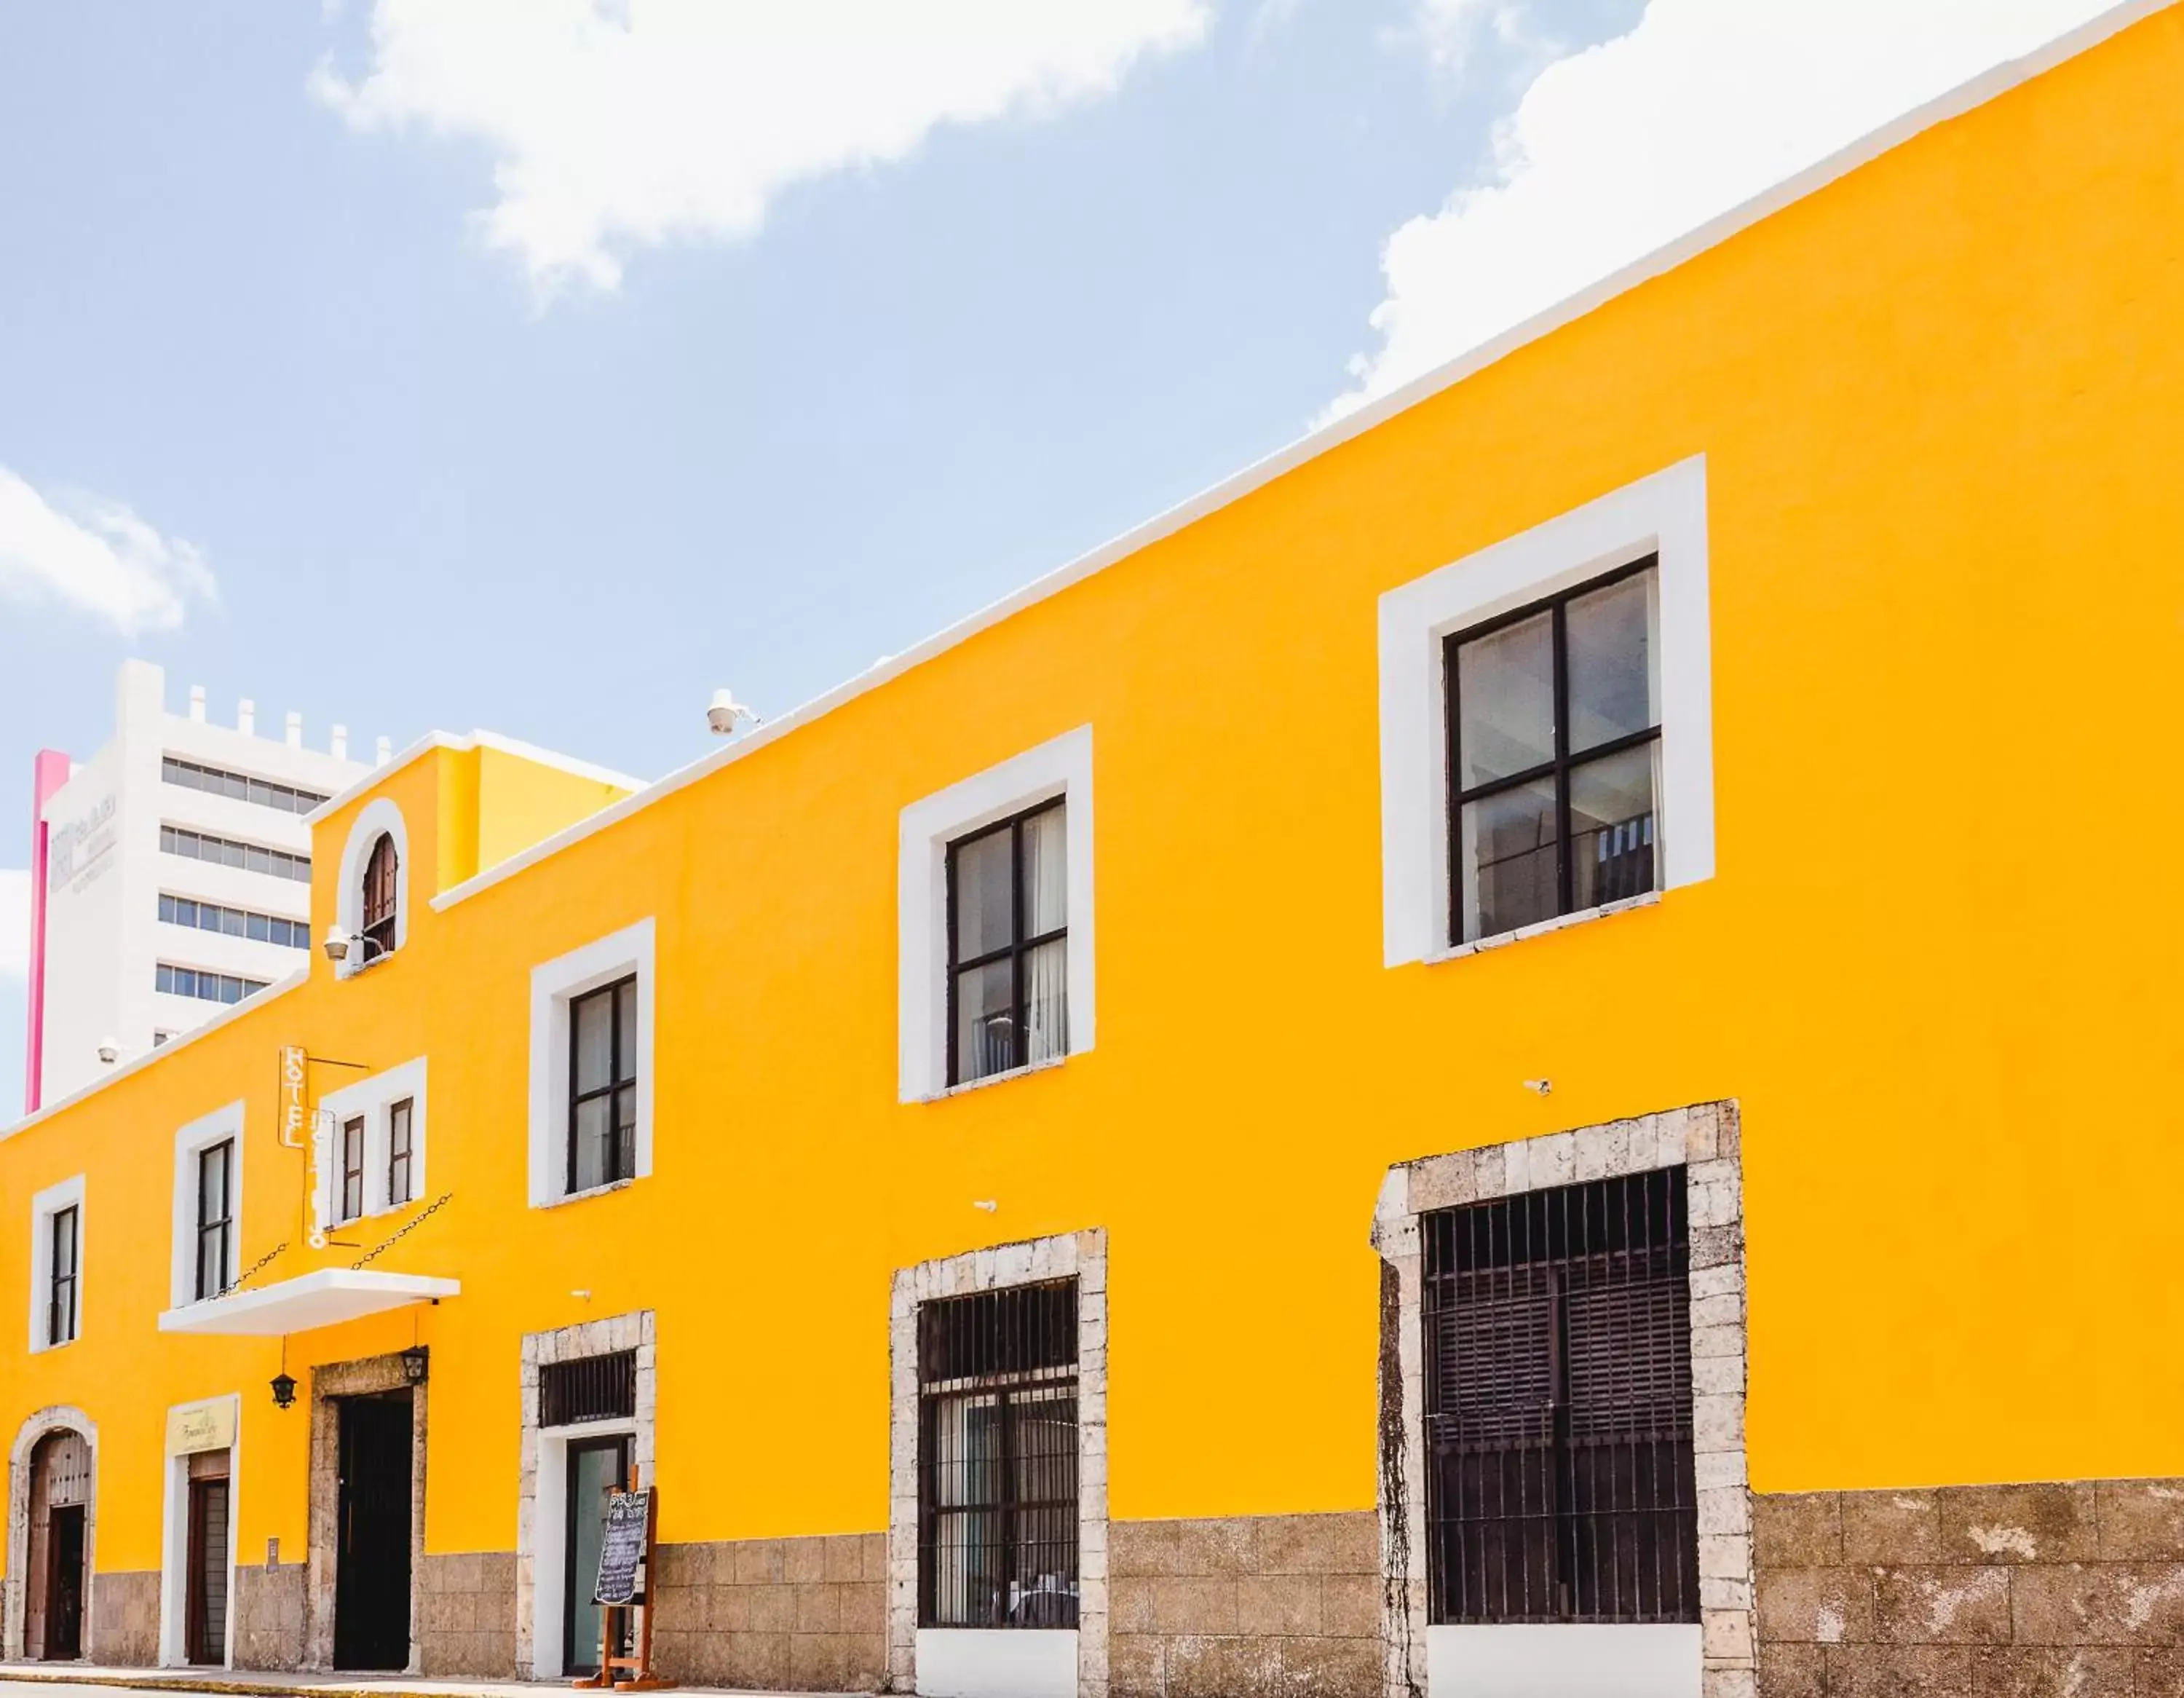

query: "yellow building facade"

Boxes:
[7, 7, 2184, 1696]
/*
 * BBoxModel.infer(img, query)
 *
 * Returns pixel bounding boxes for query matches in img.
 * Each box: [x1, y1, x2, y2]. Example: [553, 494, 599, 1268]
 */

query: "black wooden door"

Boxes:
[44, 1504, 84, 1659]
[186, 1477, 231, 1664]
[334, 1394, 414, 1670]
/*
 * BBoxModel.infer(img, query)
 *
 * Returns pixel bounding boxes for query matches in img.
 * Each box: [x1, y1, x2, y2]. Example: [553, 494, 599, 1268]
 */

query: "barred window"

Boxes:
[1447, 562, 1661, 944]
[1423, 1168, 1696, 1626]
[540, 1351, 636, 1427]
[917, 1281, 1079, 1630]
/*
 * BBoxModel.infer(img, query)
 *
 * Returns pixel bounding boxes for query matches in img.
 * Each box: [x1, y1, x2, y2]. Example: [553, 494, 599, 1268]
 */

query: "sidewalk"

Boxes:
[0, 1667, 862, 1698]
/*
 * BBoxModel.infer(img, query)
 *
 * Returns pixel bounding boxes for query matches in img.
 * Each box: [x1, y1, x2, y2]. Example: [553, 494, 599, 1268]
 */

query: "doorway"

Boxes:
[183, 1453, 231, 1665]
[561, 1434, 631, 1677]
[333, 1392, 414, 1670]
[25, 1429, 90, 1661]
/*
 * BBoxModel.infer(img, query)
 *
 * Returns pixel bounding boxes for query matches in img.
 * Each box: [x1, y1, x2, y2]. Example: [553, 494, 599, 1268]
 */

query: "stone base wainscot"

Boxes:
[234, 1560, 307, 1670]
[1109, 1512, 1385, 1698]
[418, 1550, 517, 1678]
[1756, 1477, 2184, 1695]
[650, 1533, 887, 1693]
[85, 1569, 159, 1666]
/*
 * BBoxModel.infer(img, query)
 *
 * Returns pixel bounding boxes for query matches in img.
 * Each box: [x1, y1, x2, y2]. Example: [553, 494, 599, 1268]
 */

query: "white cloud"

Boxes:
[0, 466, 216, 636]
[1334, 0, 2124, 416]
[0, 869, 28, 981]
[313, 0, 1211, 295]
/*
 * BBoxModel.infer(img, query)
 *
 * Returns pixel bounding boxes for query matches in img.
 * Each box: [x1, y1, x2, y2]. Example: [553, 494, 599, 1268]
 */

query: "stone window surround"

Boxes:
[306, 1352, 429, 1671]
[888, 1228, 1109, 1698]
[4, 1405, 99, 1662]
[517, 1308, 657, 1681]
[1369, 1101, 1751, 1698]
[897, 726, 1096, 1103]
[27, 1174, 86, 1354]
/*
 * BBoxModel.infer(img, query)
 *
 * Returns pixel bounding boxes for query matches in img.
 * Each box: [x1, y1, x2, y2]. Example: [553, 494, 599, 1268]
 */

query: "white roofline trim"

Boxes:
[428, 0, 2170, 917]
[1, 967, 309, 1143]
[301, 730, 646, 828]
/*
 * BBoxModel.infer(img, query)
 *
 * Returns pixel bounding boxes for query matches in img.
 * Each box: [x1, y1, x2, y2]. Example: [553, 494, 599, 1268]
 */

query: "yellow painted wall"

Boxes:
[6, 4, 2184, 1585]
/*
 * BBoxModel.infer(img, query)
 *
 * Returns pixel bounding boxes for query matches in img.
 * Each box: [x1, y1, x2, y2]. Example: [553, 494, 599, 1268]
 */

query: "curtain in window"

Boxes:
[1022, 807, 1068, 1063]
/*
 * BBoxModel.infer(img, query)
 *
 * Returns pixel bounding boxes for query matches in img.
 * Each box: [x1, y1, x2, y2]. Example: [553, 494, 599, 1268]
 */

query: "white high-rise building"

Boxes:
[23, 659, 381, 1110]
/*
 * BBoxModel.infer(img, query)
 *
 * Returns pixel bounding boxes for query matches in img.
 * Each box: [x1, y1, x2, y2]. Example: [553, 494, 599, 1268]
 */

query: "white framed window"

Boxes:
[529, 918, 655, 1208]
[333, 797, 410, 976]
[900, 727, 1095, 1102]
[310, 1058, 429, 1239]
[28, 1175, 87, 1352]
[170, 1102, 245, 1309]
[1378, 457, 1714, 966]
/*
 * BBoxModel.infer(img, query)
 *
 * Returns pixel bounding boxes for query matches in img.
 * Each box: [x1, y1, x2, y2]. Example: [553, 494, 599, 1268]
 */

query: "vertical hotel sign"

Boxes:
[281, 1045, 328, 1248]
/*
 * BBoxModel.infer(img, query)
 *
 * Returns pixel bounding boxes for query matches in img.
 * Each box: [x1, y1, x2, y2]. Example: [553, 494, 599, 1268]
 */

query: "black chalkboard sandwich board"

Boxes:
[594, 1488, 651, 1608]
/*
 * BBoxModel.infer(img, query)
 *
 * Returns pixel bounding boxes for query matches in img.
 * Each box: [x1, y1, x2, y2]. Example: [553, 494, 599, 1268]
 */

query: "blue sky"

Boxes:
[0, 0, 2127, 1112]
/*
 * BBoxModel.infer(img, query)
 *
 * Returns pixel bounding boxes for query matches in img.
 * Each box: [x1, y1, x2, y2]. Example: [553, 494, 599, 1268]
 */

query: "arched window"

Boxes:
[361, 834, 399, 961]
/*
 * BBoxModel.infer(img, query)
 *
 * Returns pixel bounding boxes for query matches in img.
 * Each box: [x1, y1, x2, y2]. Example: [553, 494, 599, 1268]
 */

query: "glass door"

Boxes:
[563, 1435, 633, 1676]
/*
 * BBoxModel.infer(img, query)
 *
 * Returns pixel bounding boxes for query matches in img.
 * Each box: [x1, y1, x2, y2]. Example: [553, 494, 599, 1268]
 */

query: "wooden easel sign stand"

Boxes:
[576, 1469, 674, 1691]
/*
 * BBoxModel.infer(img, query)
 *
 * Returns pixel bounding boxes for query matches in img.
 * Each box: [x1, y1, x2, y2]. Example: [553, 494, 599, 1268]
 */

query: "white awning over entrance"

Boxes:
[157, 1269, 459, 1336]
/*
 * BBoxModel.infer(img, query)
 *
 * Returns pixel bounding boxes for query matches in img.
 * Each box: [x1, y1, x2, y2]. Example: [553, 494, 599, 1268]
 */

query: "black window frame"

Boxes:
[916, 1280, 1080, 1631]
[1444, 556, 1662, 946]
[387, 1098, 415, 1208]
[1420, 1167, 1696, 1627]
[566, 975, 638, 1196]
[194, 1140, 234, 1302]
[47, 1204, 79, 1347]
[944, 798, 1068, 1087]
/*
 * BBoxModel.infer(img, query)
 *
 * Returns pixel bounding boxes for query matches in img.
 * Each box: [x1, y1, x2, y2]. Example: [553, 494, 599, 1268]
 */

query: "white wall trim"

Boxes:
[170, 1101, 245, 1308]
[157, 1394, 240, 1670]
[1428, 1624, 1701, 1698]
[304, 730, 644, 832]
[334, 797, 409, 976]
[1379, 457, 1712, 966]
[898, 727, 1094, 1102]
[310, 1056, 429, 1239]
[917, 1628, 1081, 1698]
[527, 918, 656, 1209]
[26, 1174, 85, 1353]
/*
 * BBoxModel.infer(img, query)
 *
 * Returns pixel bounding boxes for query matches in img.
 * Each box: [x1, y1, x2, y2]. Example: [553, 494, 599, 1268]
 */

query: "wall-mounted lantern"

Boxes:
[270, 1372, 298, 1410]
[400, 1344, 430, 1386]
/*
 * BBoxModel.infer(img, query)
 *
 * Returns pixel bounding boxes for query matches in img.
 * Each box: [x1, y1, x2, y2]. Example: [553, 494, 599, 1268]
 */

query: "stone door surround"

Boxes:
[4, 1405, 99, 1662]
[306, 1352, 429, 1671]
[516, 1308, 657, 1681]
[1371, 1102, 1752, 1698]
[889, 1228, 1110, 1698]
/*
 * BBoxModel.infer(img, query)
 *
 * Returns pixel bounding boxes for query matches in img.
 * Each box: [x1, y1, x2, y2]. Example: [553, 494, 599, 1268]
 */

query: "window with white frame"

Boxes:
[1448, 562, 1661, 944]
[899, 727, 1094, 1102]
[334, 798, 410, 976]
[312, 1059, 429, 1236]
[946, 800, 1069, 1087]
[1378, 458, 1714, 966]
[170, 1102, 245, 1310]
[529, 920, 655, 1207]
[28, 1176, 86, 1351]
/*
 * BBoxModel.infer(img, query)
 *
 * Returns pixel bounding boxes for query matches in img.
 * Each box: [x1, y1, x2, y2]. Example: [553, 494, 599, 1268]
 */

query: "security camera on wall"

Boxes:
[95, 1037, 119, 1066]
